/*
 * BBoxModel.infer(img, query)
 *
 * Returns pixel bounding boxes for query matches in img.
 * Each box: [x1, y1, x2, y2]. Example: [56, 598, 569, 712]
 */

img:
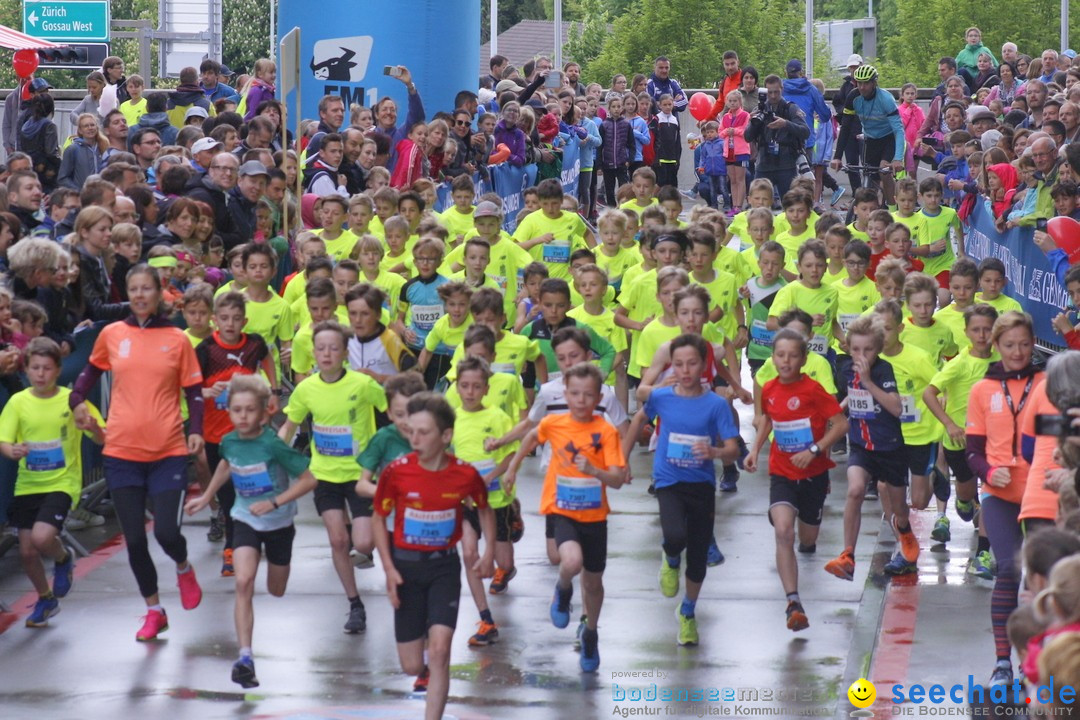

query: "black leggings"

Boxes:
[657, 482, 715, 584]
[206, 442, 235, 549]
[603, 166, 629, 206]
[113, 486, 188, 598]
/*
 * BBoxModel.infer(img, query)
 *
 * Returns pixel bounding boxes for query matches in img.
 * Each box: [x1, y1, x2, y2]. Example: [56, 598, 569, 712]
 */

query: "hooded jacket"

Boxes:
[137, 111, 179, 146]
[75, 243, 130, 322]
[598, 114, 632, 169]
[956, 43, 998, 75]
[167, 85, 214, 128]
[987, 162, 1019, 218]
[184, 173, 242, 250]
[782, 77, 831, 149]
[493, 120, 527, 167]
[58, 136, 101, 190]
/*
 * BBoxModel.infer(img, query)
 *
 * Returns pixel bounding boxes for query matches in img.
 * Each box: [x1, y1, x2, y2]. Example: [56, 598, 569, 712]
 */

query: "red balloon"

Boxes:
[1047, 216, 1080, 264]
[688, 92, 714, 122]
[12, 49, 39, 79]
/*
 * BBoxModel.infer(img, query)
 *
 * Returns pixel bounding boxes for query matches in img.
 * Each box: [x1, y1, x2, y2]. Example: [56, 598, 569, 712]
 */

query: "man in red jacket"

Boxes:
[708, 51, 743, 120]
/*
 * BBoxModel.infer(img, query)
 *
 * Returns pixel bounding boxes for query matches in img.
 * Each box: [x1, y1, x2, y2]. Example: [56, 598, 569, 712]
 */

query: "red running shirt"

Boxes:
[761, 374, 842, 480]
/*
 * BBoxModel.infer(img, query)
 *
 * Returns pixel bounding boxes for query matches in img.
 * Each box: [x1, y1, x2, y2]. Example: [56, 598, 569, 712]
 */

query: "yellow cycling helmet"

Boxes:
[853, 65, 878, 82]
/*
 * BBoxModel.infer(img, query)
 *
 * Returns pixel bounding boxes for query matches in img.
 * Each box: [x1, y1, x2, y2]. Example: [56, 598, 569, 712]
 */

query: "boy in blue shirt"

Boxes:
[625, 333, 740, 648]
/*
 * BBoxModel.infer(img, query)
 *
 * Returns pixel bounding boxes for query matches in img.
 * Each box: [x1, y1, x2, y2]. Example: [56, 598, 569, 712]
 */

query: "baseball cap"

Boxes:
[1064, 50, 1077, 59]
[473, 201, 503, 218]
[238, 160, 269, 177]
[967, 104, 994, 123]
[185, 106, 209, 120]
[219, 64, 234, 76]
[29, 78, 52, 92]
[844, 54, 863, 69]
[785, 59, 802, 76]
[495, 79, 520, 94]
[191, 137, 223, 154]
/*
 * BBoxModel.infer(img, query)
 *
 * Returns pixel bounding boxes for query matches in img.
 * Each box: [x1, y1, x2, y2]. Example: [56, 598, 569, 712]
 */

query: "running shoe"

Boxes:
[207, 508, 224, 541]
[659, 553, 680, 598]
[785, 600, 809, 632]
[344, 602, 367, 633]
[349, 550, 375, 569]
[53, 546, 75, 598]
[574, 615, 588, 650]
[956, 497, 976, 523]
[893, 517, 920, 563]
[969, 550, 995, 580]
[550, 583, 573, 629]
[863, 482, 879, 501]
[719, 466, 739, 493]
[824, 548, 855, 581]
[25, 596, 59, 628]
[232, 656, 260, 689]
[832, 437, 848, 455]
[221, 548, 235, 577]
[797, 543, 817, 554]
[136, 608, 169, 641]
[177, 566, 202, 610]
[989, 660, 1013, 687]
[579, 627, 600, 672]
[489, 566, 517, 595]
[931, 515, 951, 544]
[413, 666, 429, 692]
[509, 498, 525, 543]
[647, 481, 657, 496]
[676, 606, 699, 647]
[830, 187, 847, 206]
[706, 539, 725, 567]
[65, 506, 104, 530]
[883, 551, 918, 576]
[468, 620, 499, 646]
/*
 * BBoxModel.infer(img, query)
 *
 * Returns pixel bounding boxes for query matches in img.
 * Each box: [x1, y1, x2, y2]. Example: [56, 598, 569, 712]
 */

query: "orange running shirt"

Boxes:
[1019, 381, 1061, 522]
[535, 413, 625, 523]
[90, 320, 203, 462]
[966, 373, 1043, 506]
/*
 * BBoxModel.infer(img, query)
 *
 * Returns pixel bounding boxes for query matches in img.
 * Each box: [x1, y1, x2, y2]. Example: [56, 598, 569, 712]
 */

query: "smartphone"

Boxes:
[921, 136, 940, 149]
[1036, 218, 1049, 231]
[544, 70, 562, 89]
[383, 65, 402, 78]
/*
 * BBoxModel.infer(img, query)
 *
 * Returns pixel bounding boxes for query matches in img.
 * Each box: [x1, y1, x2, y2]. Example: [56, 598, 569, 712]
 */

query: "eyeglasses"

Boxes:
[845, 259, 869, 267]
[414, 256, 441, 264]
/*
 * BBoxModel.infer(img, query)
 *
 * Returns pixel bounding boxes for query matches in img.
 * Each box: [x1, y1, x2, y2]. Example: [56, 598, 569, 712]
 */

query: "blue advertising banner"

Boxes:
[560, 137, 581, 198]
[964, 199, 1068, 349]
[489, 162, 539, 232]
[277, 0, 479, 130]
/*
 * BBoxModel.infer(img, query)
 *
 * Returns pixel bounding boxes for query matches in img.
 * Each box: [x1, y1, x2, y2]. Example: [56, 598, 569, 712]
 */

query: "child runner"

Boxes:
[775, 190, 815, 260]
[315, 195, 359, 261]
[824, 317, 904, 581]
[865, 209, 892, 280]
[568, 264, 629, 409]
[619, 166, 660, 217]
[513, 178, 593, 282]
[195, 291, 280, 576]
[520, 278, 615, 388]
[626, 333, 740, 646]
[901, 271, 958, 368]
[975, 257, 1023, 314]
[883, 222, 924, 274]
[373, 392, 495, 720]
[347, 283, 417, 384]
[416, 281, 472, 389]
[924, 304, 999, 578]
[452, 357, 518, 645]
[241, 244, 293, 374]
[397, 237, 450, 371]
[767, 240, 839, 359]
[934, 258, 980, 352]
[184, 375, 316, 688]
[744, 240, 788, 374]
[846, 188, 877, 244]
[438, 175, 478, 246]
[279, 321, 387, 634]
[504, 362, 628, 671]
[0, 338, 105, 627]
[594, 209, 641, 295]
[449, 239, 500, 293]
[745, 329, 848, 631]
[444, 325, 528, 423]
[514, 262, 550, 334]
[912, 177, 964, 307]
[291, 278, 340, 383]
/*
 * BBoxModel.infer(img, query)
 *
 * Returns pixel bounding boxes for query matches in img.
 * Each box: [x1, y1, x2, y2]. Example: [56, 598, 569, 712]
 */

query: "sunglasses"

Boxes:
[454, 120, 470, 127]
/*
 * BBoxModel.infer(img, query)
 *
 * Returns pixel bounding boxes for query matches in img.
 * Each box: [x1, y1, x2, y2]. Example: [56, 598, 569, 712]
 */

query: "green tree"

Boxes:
[223, 0, 271, 76]
[564, 0, 610, 68]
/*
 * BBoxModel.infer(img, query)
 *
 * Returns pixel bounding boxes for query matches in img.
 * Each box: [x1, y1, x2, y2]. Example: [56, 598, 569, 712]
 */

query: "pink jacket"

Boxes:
[720, 109, 751, 157]
[898, 102, 925, 145]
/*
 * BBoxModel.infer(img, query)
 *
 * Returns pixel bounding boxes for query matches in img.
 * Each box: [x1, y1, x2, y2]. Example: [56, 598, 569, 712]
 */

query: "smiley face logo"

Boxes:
[848, 678, 876, 708]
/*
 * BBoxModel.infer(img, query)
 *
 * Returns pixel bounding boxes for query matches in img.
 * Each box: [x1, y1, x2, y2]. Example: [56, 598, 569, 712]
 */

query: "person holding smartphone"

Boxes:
[372, 65, 425, 172]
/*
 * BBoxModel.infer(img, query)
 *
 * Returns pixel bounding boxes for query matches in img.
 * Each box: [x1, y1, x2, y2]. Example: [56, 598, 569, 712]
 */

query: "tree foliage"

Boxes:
[564, 0, 610, 68]
[223, 0, 271, 76]
[582, 0, 811, 88]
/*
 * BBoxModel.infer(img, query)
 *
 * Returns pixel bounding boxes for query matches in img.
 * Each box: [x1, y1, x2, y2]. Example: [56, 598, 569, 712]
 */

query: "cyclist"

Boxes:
[829, 65, 906, 204]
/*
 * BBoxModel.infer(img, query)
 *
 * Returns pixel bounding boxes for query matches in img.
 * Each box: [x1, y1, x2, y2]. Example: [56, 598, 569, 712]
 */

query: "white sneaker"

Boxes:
[349, 550, 375, 569]
[66, 507, 105, 530]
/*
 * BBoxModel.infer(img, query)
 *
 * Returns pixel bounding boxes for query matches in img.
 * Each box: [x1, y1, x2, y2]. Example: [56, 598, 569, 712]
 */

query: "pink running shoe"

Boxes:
[136, 608, 169, 641]
[177, 566, 202, 610]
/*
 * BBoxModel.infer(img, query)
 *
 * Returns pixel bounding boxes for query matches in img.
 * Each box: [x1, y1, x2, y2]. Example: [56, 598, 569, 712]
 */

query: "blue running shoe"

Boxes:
[579, 627, 600, 672]
[231, 656, 259, 688]
[707, 539, 725, 567]
[53, 546, 75, 598]
[830, 187, 847, 206]
[883, 551, 917, 576]
[719, 466, 739, 493]
[25, 596, 59, 628]
[550, 583, 572, 629]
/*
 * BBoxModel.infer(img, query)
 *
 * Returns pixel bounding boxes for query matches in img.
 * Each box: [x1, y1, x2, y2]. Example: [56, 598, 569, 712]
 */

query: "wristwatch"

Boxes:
[809, 443, 821, 457]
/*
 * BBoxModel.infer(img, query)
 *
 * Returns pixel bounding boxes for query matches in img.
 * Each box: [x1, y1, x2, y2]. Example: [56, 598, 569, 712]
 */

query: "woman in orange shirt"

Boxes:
[70, 265, 206, 642]
[965, 311, 1043, 688]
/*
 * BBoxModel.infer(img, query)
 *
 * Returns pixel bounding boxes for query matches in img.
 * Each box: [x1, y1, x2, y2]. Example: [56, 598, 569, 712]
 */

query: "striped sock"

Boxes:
[990, 576, 1020, 659]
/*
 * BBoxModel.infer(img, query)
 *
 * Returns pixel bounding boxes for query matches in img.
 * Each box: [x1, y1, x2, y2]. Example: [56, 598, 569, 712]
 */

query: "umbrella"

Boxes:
[0, 23, 66, 50]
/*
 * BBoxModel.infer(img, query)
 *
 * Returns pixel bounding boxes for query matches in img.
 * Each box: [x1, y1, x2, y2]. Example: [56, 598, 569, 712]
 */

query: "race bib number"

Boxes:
[26, 440, 65, 472]
[403, 507, 456, 547]
[230, 462, 274, 498]
[808, 333, 829, 356]
[411, 304, 443, 331]
[490, 274, 508, 291]
[667, 433, 709, 468]
[214, 387, 230, 411]
[472, 459, 499, 493]
[750, 319, 775, 347]
[773, 418, 813, 453]
[542, 239, 571, 264]
[900, 395, 920, 424]
[838, 313, 862, 334]
[313, 423, 356, 457]
[848, 388, 875, 420]
[491, 362, 516, 374]
[555, 475, 602, 511]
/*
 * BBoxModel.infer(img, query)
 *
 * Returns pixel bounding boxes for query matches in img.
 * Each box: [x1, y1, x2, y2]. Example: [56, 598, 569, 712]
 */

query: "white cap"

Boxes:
[844, 54, 863, 69]
[191, 137, 222, 155]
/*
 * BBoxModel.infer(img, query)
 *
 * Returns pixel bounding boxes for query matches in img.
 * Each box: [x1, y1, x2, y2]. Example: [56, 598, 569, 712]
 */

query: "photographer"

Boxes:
[1040, 351, 1080, 489]
[744, 74, 809, 197]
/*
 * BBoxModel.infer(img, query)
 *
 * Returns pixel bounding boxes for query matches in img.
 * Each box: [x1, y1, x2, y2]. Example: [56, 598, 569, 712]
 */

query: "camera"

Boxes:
[1036, 413, 1080, 437]
[756, 102, 775, 125]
